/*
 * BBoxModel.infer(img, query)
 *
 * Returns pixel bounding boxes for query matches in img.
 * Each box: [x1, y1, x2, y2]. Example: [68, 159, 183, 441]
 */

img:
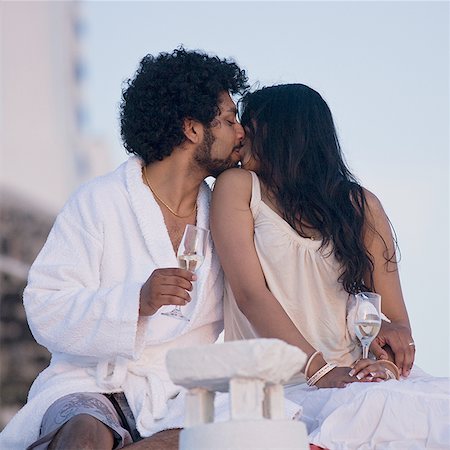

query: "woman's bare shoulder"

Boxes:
[361, 187, 385, 216]
[213, 168, 253, 197]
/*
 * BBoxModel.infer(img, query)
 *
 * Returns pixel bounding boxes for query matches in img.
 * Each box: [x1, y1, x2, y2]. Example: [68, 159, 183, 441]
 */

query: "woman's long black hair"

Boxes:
[239, 84, 376, 294]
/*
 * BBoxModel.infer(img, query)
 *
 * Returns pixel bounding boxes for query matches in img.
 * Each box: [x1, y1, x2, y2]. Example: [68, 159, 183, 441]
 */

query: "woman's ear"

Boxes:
[183, 118, 204, 144]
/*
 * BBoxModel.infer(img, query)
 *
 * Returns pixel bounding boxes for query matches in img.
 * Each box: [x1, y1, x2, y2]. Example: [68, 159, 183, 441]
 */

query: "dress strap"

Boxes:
[249, 171, 262, 215]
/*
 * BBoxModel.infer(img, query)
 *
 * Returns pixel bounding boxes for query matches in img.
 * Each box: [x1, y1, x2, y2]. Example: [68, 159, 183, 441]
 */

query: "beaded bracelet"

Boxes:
[304, 351, 322, 379]
[307, 362, 337, 386]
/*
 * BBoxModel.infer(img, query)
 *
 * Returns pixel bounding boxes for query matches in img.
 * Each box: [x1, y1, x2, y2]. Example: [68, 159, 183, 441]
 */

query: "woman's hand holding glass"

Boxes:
[349, 358, 400, 382]
[312, 359, 400, 387]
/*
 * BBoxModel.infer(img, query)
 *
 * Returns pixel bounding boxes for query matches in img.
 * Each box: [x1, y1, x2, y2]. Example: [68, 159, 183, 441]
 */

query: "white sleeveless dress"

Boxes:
[224, 171, 450, 449]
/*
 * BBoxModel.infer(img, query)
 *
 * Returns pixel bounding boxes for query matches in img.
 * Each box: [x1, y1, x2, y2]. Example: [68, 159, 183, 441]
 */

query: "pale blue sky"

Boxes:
[80, 1, 449, 376]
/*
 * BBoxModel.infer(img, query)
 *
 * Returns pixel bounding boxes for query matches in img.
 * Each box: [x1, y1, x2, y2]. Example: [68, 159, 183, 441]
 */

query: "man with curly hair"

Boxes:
[0, 47, 248, 450]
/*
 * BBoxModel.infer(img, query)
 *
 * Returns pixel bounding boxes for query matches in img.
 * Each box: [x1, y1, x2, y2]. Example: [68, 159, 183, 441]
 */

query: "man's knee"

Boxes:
[49, 414, 114, 450]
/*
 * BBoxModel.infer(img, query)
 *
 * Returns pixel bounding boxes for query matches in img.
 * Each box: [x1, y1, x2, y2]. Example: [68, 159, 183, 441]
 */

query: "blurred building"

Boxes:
[0, 1, 112, 428]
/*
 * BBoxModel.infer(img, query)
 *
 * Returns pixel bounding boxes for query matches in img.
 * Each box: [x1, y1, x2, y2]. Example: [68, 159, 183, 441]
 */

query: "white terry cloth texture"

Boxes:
[0, 156, 224, 449]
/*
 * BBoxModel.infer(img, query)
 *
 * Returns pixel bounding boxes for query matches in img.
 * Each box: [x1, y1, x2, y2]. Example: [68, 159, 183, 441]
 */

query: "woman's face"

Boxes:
[239, 126, 259, 171]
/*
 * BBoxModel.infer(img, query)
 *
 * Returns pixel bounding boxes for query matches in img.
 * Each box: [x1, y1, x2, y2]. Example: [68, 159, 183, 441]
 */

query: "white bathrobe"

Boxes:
[0, 156, 224, 449]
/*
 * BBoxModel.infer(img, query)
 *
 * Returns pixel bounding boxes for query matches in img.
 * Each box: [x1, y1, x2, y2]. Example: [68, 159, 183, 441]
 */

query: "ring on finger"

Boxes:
[408, 341, 415, 346]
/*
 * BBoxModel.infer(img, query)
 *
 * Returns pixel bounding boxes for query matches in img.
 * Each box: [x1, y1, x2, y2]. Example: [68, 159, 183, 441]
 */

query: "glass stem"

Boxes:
[362, 345, 369, 359]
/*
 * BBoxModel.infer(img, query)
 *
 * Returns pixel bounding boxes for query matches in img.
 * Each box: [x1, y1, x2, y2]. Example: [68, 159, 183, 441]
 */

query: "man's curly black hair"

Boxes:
[120, 47, 249, 164]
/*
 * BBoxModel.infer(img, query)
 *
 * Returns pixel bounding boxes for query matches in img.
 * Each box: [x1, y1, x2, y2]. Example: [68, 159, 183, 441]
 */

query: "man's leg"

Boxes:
[126, 429, 181, 450]
[27, 393, 133, 450]
[48, 414, 114, 450]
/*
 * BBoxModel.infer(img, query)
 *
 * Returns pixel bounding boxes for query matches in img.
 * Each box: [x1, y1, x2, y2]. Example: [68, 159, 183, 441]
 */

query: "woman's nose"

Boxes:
[235, 123, 245, 142]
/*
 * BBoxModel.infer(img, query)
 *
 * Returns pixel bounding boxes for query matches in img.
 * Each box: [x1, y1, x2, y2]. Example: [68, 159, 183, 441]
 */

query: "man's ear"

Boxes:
[183, 118, 203, 144]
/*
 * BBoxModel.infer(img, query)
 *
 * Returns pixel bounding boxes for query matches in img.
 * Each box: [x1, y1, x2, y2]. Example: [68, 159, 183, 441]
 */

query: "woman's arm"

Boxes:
[211, 169, 355, 388]
[363, 189, 415, 376]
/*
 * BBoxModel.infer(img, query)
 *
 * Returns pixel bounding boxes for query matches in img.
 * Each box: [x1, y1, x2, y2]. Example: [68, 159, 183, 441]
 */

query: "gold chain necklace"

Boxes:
[142, 166, 197, 218]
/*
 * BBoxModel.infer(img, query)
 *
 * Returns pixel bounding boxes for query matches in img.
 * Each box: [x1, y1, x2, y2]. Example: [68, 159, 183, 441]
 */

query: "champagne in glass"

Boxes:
[354, 292, 381, 359]
[177, 254, 204, 272]
[162, 224, 209, 321]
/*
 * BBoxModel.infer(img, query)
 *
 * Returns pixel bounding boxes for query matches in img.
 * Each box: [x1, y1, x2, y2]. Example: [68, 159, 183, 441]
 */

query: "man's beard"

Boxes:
[194, 128, 239, 178]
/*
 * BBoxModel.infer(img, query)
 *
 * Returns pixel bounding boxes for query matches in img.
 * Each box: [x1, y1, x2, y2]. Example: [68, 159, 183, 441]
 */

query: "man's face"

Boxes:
[194, 92, 245, 178]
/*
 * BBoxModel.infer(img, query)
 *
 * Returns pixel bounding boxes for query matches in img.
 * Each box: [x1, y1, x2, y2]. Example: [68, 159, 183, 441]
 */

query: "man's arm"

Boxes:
[24, 194, 143, 360]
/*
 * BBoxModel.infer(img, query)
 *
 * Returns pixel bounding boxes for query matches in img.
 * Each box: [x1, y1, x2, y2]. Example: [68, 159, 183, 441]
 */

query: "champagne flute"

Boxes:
[354, 292, 382, 359]
[162, 224, 209, 321]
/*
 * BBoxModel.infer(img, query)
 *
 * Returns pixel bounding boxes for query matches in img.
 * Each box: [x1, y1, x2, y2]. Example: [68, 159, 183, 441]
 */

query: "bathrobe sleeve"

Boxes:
[23, 182, 144, 360]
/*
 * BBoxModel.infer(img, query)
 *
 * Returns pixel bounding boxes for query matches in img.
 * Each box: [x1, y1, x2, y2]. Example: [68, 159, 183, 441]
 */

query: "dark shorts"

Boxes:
[27, 392, 142, 450]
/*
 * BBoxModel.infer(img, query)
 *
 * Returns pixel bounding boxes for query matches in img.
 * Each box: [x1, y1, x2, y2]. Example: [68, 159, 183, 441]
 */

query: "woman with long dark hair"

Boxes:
[210, 84, 449, 448]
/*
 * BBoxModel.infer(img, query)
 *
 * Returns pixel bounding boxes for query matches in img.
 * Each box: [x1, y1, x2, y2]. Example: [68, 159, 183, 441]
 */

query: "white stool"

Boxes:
[166, 338, 309, 450]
